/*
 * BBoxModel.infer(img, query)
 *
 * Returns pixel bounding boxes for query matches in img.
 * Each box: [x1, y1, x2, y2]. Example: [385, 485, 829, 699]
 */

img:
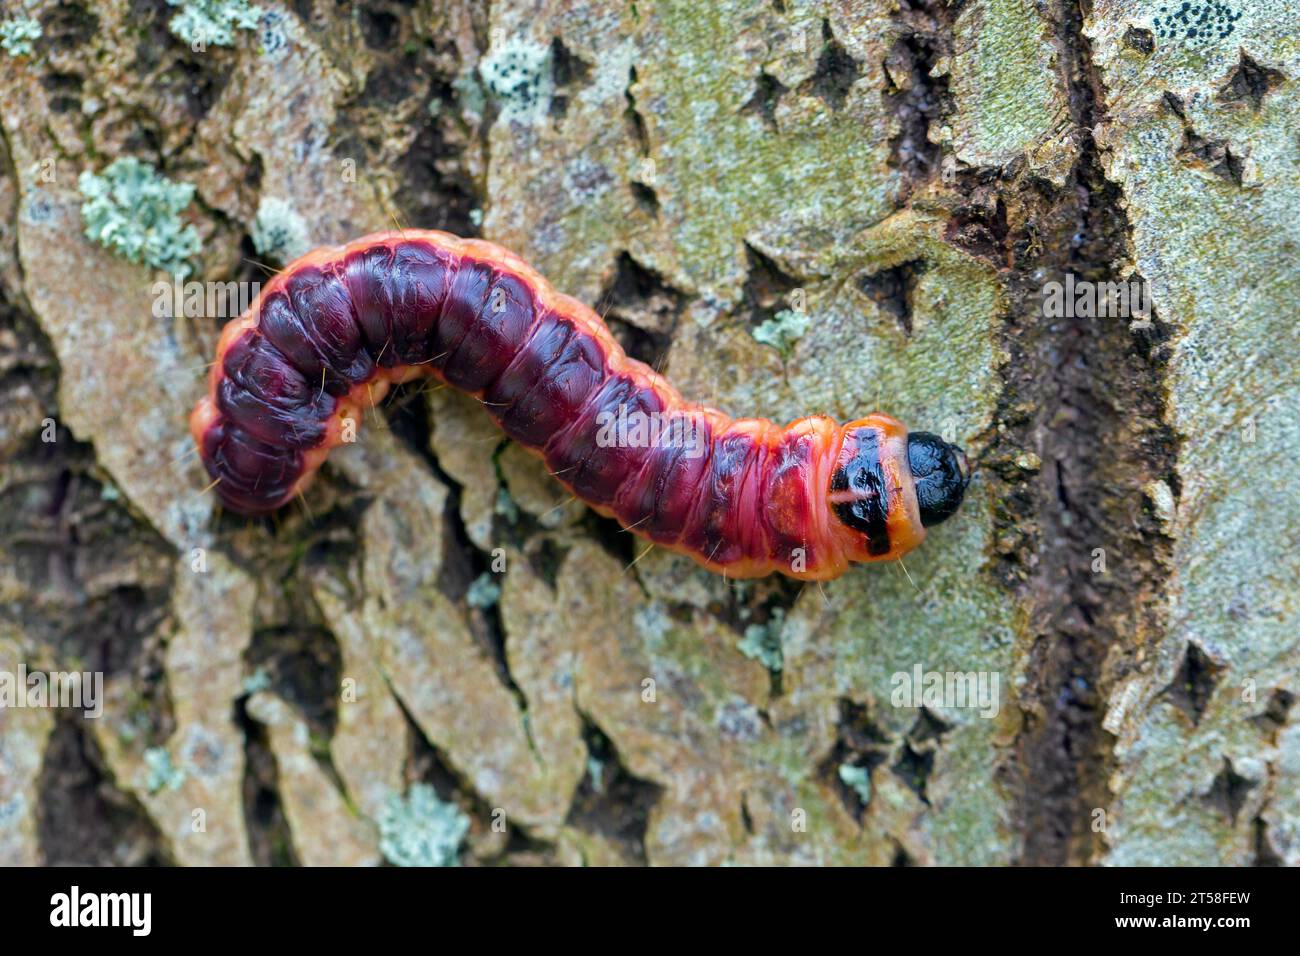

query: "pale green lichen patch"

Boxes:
[838, 763, 872, 805]
[143, 747, 187, 793]
[250, 195, 311, 263]
[737, 608, 785, 672]
[752, 309, 811, 359]
[0, 16, 41, 57]
[241, 667, 272, 696]
[479, 37, 554, 123]
[78, 158, 201, 277]
[586, 754, 606, 793]
[166, 0, 263, 48]
[467, 572, 502, 609]
[494, 487, 520, 524]
[378, 784, 471, 867]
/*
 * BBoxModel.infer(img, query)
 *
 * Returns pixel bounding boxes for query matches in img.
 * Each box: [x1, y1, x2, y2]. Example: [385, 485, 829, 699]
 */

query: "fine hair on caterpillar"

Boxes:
[190, 230, 970, 581]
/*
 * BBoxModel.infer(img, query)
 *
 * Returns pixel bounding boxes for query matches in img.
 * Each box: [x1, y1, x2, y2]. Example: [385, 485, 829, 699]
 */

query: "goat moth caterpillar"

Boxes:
[190, 230, 969, 580]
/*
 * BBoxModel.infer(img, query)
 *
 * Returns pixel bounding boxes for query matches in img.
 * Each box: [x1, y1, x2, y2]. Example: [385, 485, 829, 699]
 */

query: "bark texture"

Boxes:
[0, 0, 1295, 866]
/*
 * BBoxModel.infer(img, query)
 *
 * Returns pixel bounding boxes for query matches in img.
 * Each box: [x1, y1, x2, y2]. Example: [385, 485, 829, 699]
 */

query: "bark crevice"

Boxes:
[995, 0, 1183, 866]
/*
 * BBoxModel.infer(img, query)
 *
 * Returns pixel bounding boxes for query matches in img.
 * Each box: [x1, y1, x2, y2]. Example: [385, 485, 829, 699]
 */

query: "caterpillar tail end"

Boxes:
[189, 393, 303, 517]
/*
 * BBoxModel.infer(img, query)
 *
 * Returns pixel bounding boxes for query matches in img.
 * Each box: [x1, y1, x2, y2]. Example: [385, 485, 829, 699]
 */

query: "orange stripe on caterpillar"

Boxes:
[190, 230, 969, 580]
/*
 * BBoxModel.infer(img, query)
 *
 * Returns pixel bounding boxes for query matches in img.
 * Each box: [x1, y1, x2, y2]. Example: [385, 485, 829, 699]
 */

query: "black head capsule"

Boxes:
[906, 432, 970, 527]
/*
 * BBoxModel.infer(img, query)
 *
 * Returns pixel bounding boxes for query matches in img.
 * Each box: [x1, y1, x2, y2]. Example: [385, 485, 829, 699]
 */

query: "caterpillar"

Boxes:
[190, 230, 969, 581]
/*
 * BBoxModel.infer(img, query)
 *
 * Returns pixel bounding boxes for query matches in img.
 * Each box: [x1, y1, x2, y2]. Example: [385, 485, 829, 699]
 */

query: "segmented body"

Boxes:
[190, 230, 932, 580]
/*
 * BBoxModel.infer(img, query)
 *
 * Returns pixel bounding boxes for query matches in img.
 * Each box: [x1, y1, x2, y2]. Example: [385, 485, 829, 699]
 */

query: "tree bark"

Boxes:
[0, 0, 1295, 866]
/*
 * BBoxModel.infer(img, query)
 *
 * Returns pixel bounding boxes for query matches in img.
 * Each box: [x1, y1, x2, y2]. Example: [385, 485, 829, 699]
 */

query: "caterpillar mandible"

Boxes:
[190, 230, 970, 581]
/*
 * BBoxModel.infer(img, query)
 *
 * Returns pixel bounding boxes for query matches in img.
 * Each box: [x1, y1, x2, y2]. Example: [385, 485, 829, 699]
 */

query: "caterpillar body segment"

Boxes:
[191, 230, 969, 580]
